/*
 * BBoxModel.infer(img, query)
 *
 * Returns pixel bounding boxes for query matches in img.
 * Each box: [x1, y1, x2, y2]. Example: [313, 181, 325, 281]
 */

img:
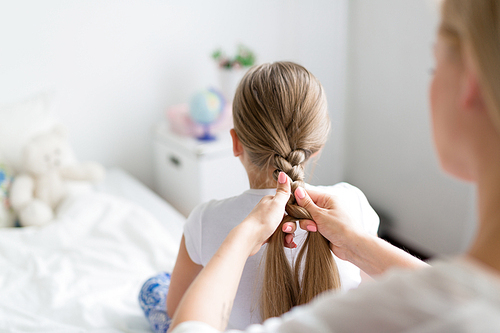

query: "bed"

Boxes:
[0, 167, 185, 332]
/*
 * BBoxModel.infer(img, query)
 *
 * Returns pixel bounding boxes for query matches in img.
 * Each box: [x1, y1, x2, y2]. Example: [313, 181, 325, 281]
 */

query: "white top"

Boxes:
[183, 183, 380, 329]
[171, 258, 500, 333]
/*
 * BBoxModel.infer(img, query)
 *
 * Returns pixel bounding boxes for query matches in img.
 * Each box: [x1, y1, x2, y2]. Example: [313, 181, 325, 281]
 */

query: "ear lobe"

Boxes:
[460, 67, 486, 114]
[230, 129, 244, 157]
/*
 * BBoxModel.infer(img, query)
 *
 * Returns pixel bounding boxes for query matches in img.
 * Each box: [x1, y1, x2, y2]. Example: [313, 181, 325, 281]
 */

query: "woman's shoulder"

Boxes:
[275, 259, 500, 332]
[364, 258, 500, 309]
[378, 258, 500, 312]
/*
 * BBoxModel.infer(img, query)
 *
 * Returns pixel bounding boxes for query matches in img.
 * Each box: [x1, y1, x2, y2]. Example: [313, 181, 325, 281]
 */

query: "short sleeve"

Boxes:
[349, 184, 380, 236]
[310, 183, 379, 237]
[183, 202, 207, 265]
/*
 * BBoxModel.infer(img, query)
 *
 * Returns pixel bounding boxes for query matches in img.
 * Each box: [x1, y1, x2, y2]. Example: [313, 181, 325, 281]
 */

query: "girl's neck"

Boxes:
[467, 163, 500, 274]
[247, 168, 277, 189]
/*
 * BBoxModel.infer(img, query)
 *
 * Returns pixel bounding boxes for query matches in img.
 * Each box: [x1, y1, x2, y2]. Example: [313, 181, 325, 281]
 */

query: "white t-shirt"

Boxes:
[171, 258, 500, 333]
[183, 182, 380, 330]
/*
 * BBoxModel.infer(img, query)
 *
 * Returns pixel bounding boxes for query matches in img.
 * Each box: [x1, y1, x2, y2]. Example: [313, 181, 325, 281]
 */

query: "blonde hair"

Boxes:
[232, 62, 340, 320]
[440, 0, 500, 131]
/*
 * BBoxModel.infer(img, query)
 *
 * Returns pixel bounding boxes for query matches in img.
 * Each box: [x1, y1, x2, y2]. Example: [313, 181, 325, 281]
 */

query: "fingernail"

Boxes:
[306, 225, 317, 232]
[284, 226, 292, 232]
[278, 172, 287, 184]
[295, 187, 305, 199]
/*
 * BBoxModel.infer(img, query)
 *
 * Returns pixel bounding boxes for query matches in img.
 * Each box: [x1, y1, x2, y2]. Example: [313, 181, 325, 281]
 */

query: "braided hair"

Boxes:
[232, 61, 340, 320]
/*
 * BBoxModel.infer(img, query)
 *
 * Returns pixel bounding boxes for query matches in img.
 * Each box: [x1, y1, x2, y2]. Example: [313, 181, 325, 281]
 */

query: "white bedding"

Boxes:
[0, 169, 185, 332]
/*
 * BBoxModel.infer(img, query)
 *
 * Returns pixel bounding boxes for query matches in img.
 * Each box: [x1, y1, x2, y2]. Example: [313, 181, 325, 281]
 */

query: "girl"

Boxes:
[142, 61, 379, 331]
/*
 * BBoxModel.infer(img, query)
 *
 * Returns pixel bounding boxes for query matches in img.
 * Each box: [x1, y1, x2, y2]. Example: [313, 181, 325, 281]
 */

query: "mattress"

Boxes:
[0, 168, 185, 332]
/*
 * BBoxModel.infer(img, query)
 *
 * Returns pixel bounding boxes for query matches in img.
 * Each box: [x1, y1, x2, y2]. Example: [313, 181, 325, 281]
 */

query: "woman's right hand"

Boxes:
[292, 186, 428, 275]
[292, 187, 362, 261]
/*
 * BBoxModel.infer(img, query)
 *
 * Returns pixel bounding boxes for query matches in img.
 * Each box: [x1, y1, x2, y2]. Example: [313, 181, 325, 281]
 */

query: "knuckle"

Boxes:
[326, 195, 338, 208]
[276, 188, 290, 197]
[297, 194, 308, 205]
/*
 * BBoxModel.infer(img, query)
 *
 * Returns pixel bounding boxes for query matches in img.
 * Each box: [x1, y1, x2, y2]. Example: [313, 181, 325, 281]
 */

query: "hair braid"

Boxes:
[272, 150, 341, 308]
[272, 151, 312, 221]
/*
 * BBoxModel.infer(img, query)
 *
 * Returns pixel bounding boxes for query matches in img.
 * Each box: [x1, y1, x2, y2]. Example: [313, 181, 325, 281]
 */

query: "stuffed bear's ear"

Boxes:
[51, 124, 69, 138]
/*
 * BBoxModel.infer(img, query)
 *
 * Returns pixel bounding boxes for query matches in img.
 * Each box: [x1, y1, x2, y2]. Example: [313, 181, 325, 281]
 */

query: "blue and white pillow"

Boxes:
[139, 272, 172, 333]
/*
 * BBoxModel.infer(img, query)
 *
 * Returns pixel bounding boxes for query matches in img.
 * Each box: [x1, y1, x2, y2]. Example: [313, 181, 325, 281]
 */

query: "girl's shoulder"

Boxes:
[186, 189, 271, 229]
[305, 182, 366, 199]
[194, 190, 271, 215]
[183, 191, 262, 265]
[306, 182, 379, 235]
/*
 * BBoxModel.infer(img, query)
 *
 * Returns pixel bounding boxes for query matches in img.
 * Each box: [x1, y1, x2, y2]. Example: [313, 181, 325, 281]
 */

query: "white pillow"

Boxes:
[0, 93, 60, 173]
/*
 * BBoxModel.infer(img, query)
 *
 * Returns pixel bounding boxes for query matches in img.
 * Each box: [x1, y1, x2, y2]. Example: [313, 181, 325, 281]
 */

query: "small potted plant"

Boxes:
[212, 45, 256, 69]
[212, 45, 256, 100]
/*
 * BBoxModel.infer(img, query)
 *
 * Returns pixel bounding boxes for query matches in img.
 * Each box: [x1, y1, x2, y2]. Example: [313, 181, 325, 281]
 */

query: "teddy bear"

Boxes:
[9, 126, 105, 227]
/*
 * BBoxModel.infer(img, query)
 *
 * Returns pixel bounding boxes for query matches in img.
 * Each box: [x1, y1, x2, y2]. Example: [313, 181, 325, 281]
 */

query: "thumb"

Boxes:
[274, 171, 291, 205]
[294, 187, 320, 217]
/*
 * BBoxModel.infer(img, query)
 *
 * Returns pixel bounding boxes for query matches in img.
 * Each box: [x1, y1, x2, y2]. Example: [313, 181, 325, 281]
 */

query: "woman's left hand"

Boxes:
[240, 171, 292, 256]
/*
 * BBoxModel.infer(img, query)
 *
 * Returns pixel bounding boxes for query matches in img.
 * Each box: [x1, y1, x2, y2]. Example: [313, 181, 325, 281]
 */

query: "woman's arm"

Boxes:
[340, 228, 428, 276]
[166, 236, 203, 318]
[294, 187, 428, 276]
[169, 172, 292, 332]
[169, 222, 256, 331]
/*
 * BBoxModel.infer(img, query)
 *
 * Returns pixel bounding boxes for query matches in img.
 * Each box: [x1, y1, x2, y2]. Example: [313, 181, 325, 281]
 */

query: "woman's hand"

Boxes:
[292, 186, 428, 275]
[292, 187, 359, 261]
[240, 171, 292, 256]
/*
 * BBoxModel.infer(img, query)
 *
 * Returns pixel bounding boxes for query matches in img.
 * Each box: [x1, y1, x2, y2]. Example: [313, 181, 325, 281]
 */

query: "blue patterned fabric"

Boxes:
[0, 164, 16, 227]
[139, 272, 172, 333]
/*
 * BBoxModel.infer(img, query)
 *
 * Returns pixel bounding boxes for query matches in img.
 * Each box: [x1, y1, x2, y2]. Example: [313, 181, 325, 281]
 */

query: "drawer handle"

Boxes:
[169, 155, 181, 168]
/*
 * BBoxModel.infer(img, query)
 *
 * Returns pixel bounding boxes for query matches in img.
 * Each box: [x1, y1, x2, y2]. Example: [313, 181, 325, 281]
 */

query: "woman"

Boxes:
[169, 0, 500, 331]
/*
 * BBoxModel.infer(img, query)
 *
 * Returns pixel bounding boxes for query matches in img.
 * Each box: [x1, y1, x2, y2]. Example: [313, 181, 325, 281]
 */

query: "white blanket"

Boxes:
[0, 192, 184, 332]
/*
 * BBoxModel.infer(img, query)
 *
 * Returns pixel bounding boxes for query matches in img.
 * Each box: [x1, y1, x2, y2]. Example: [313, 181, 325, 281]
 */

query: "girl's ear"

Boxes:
[230, 129, 244, 157]
[311, 149, 321, 158]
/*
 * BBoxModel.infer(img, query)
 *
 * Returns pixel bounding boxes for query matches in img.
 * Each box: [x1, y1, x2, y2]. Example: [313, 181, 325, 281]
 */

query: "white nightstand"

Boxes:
[153, 121, 249, 217]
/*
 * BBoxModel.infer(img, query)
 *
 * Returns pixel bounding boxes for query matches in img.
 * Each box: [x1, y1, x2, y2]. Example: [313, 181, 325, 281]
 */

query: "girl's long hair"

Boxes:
[232, 61, 340, 320]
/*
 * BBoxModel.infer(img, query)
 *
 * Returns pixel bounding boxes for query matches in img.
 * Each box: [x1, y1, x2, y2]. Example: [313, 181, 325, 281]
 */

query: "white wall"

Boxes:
[2, 0, 474, 256]
[345, 0, 476, 255]
[0, 0, 347, 189]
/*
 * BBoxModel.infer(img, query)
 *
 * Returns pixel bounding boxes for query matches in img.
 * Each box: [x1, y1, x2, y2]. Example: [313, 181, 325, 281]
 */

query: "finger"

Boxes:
[299, 187, 325, 205]
[282, 221, 297, 234]
[295, 187, 320, 215]
[284, 233, 297, 249]
[298, 219, 318, 232]
[274, 172, 291, 205]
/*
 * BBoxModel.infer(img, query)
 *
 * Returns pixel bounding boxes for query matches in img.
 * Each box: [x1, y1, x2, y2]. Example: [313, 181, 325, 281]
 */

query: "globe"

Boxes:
[189, 88, 225, 141]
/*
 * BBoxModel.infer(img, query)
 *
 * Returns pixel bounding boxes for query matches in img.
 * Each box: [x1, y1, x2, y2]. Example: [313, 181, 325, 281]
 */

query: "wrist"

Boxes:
[339, 227, 373, 264]
[229, 219, 263, 257]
